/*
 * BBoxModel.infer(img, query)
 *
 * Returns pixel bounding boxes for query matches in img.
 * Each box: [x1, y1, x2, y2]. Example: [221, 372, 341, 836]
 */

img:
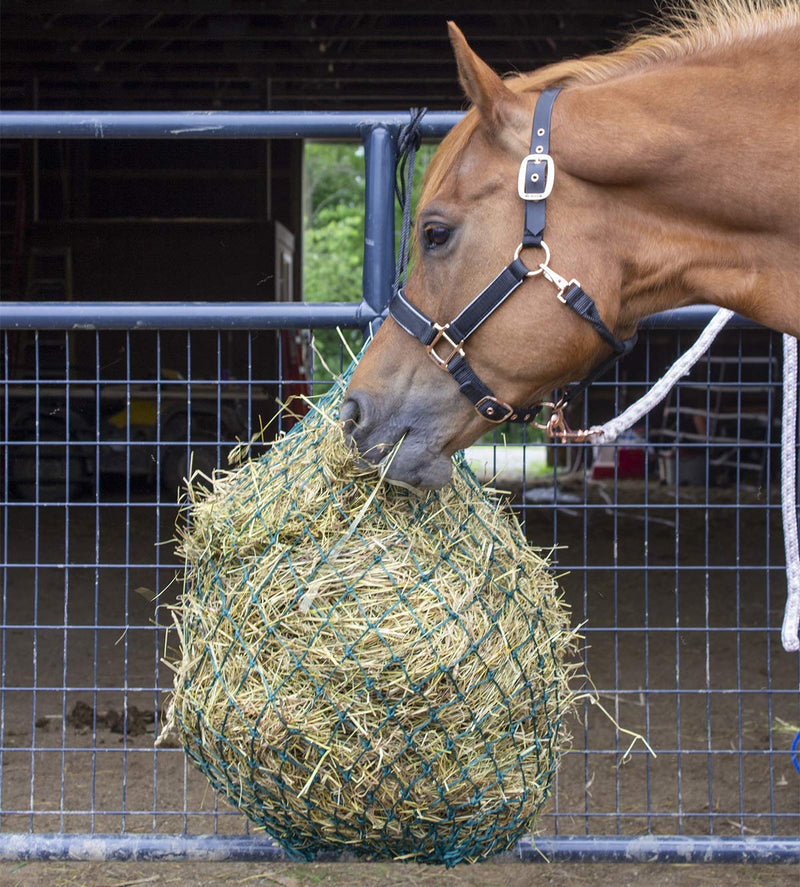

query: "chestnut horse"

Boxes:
[343, 0, 799, 489]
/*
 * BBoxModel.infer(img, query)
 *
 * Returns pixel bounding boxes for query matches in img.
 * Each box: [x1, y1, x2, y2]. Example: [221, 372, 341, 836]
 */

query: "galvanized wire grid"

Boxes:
[0, 325, 798, 860]
[514, 327, 799, 843]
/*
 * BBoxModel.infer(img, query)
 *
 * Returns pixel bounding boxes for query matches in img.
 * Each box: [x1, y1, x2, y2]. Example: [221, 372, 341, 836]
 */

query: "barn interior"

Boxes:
[1, 1, 659, 306]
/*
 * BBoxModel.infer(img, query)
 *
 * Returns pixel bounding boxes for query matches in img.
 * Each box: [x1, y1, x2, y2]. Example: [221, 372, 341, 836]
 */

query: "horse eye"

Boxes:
[423, 224, 451, 250]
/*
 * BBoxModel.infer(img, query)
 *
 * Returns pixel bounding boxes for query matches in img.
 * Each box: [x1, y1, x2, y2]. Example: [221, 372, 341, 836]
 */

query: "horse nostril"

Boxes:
[340, 397, 360, 431]
[340, 391, 374, 442]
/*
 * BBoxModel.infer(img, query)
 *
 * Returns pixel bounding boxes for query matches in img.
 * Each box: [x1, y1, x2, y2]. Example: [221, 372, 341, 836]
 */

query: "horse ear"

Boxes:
[447, 21, 523, 134]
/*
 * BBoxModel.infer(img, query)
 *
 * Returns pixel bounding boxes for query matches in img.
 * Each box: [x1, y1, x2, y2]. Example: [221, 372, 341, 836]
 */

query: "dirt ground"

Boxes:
[2, 860, 799, 887]
[0, 475, 798, 884]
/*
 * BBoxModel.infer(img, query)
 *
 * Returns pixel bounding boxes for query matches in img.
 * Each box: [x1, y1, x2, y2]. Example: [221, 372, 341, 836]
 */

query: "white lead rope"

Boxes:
[587, 308, 735, 442]
[780, 334, 799, 652]
[585, 308, 800, 653]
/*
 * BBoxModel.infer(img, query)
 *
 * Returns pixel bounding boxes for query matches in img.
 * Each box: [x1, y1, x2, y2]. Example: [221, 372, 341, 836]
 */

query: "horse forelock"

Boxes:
[421, 0, 798, 205]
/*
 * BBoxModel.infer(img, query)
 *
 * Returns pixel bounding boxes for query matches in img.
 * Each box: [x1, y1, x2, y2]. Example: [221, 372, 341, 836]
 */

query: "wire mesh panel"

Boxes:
[515, 326, 800, 846]
[0, 321, 798, 861]
[0, 326, 308, 840]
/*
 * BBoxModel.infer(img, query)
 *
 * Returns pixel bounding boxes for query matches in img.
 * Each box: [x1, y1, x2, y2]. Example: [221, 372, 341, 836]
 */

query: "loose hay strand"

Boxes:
[164, 370, 579, 866]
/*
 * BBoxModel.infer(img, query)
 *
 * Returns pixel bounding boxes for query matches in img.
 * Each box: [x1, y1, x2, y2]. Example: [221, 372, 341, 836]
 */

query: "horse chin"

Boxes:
[348, 429, 455, 491]
[381, 445, 454, 492]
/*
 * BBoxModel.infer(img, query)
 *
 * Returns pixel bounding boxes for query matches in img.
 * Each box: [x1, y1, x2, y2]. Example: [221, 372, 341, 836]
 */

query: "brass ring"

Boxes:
[513, 240, 550, 278]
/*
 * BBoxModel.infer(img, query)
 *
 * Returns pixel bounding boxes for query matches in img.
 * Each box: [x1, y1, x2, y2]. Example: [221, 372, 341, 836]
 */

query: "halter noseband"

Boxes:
[389, 87, 638, 426]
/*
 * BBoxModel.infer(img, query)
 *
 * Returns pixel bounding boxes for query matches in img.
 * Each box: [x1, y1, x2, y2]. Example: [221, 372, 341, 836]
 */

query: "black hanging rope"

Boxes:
[393, 107, 427, 296]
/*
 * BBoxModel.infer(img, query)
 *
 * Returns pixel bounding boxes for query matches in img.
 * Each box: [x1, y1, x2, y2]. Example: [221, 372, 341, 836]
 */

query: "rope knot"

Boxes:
[397, 107, 426, 157]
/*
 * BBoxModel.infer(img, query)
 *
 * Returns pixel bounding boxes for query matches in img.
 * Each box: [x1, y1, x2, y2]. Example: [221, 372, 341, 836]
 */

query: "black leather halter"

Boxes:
[389, 87, 638, 425]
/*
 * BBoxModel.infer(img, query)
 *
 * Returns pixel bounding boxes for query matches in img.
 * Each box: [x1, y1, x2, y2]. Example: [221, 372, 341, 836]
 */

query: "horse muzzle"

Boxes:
[339, 389, 457, 490]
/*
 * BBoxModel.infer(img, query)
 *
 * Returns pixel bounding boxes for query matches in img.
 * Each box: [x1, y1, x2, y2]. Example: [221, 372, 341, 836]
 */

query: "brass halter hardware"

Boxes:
[426, 323, 465, 370]
[534, 400, 596, 443]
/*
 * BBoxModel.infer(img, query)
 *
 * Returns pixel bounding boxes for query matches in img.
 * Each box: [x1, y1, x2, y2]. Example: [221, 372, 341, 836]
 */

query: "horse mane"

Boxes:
[421, 0, 799, 201]
[517, 0, 798, 91]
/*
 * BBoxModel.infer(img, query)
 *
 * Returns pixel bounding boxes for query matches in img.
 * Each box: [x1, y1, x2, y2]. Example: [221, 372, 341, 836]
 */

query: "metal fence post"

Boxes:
[360, 124, 397, 339]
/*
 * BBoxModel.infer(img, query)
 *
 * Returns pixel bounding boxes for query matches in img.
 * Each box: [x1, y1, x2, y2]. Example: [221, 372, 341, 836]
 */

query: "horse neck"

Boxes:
[556, 31, 800, 337]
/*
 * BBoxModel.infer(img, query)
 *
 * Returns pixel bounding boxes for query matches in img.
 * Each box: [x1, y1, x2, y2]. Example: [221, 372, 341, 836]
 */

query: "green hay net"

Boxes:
[163, 363, 577, 867]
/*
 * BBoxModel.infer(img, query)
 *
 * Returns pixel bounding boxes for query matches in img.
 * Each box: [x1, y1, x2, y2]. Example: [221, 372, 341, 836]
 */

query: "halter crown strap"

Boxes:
[522, 86, 561, 247]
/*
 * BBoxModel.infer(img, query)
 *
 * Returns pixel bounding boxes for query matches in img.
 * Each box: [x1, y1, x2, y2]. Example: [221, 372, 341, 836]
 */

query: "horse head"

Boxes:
[343, 24, 629, 489]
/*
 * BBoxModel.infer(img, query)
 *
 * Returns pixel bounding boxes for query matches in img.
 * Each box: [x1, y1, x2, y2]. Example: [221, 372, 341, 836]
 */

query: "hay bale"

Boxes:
[163, 375, 577, 866]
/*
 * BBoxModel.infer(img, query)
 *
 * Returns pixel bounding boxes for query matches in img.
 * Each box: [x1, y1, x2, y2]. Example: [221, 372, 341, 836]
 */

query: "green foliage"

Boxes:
[306, 142, 365, 216]
[304, 143, 366, 380]
[303, 141, 436, 382]
[305, 203, 364, 303]
[305, 143, 365, 305]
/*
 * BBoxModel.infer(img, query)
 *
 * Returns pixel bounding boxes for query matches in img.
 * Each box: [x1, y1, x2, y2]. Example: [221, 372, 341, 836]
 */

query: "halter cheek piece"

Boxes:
[389, 87, 638, 426]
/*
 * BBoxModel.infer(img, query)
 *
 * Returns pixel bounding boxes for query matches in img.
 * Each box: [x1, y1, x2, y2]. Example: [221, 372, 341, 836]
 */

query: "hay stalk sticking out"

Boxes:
[164, 378, 578, 866]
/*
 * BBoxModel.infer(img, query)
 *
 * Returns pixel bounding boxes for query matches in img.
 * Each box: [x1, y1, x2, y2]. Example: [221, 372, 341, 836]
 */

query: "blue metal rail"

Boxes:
[0, 109, 462, 335]
[0, 833, 796, 864]
[0, 110, 759, 335]
[0, 110, 462, 140]
[0, 302, 759, 332]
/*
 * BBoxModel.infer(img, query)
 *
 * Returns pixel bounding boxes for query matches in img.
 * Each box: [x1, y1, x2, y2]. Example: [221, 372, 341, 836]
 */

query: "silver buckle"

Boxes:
[517, 153, 555, 201]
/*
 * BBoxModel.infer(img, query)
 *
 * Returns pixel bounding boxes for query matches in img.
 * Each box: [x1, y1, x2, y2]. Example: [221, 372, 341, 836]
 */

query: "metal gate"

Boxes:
[0, 111, 798, 864]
